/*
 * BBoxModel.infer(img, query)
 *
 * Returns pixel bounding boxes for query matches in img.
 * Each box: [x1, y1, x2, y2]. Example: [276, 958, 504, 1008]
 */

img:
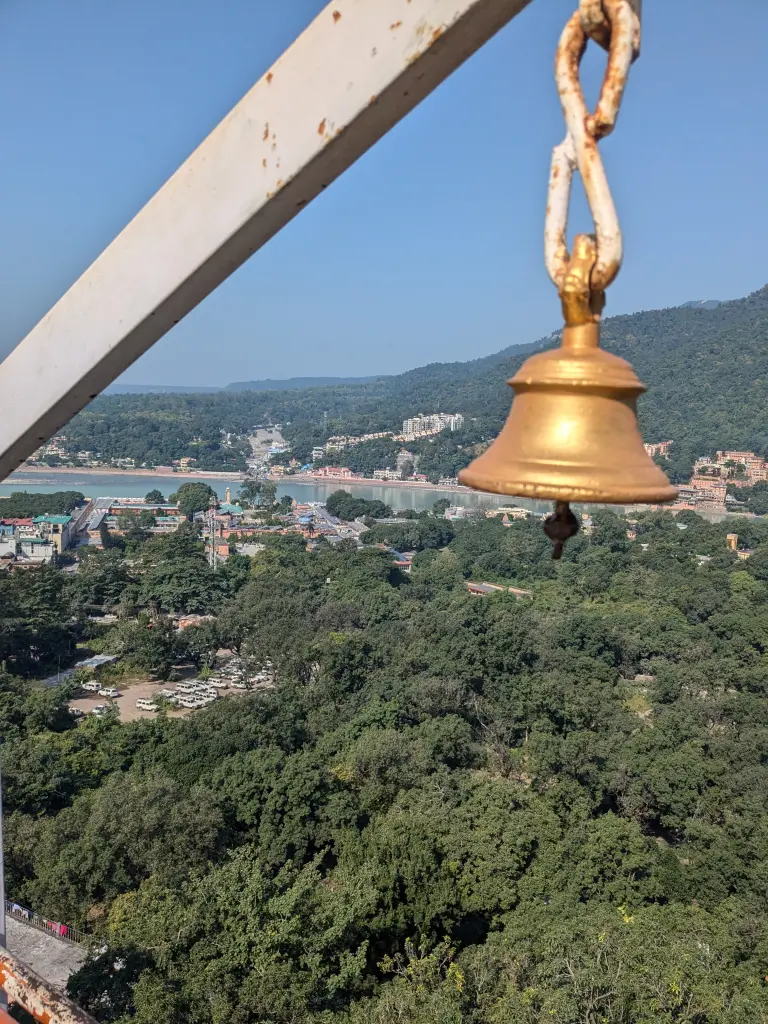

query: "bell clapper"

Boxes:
[543, 500, 580, 560]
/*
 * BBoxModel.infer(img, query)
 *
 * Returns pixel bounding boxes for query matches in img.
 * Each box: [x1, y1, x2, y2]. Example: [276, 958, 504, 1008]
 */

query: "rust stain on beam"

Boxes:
[0, 947, 97, 1024]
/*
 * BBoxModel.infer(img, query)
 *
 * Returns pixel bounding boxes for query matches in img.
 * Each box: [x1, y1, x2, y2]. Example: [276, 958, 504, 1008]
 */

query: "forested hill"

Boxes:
[62, 285, 768, 474]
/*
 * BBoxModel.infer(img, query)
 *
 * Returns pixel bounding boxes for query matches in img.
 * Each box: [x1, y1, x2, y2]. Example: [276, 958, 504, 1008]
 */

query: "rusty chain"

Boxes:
[544, 0, 641, 308]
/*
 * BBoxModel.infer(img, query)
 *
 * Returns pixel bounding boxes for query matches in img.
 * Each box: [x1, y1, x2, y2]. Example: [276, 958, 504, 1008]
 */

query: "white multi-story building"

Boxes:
[401, 413, 464, 439]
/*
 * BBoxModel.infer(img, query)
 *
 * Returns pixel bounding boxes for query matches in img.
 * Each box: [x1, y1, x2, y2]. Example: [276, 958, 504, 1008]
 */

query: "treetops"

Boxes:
[3, 506, 768, 1020]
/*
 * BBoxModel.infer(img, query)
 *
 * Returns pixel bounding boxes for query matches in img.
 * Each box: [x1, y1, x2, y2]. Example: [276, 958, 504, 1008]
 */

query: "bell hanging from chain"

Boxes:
[459, 0, 677, 557]
[459, 235, 677, 552]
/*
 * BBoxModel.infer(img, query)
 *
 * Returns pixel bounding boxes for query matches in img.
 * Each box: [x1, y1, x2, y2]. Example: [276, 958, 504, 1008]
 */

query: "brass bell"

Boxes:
[458, 236, 677, 554]
[458, 320, 677, 505]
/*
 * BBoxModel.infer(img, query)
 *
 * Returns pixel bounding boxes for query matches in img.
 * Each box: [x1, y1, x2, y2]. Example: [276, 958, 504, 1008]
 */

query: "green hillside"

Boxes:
[60, 286, 768, 479]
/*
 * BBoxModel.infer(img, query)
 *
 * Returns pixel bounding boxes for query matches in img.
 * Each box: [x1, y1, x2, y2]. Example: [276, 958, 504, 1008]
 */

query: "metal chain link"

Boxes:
[545, 0, 641, 299]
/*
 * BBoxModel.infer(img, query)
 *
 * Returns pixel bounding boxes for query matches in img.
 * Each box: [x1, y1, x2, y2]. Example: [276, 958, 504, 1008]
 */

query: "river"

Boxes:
[0, 469, 555, 514]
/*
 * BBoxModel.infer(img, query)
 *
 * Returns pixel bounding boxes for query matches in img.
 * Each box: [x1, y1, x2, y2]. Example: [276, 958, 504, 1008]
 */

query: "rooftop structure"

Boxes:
[466, 581, 533, 599]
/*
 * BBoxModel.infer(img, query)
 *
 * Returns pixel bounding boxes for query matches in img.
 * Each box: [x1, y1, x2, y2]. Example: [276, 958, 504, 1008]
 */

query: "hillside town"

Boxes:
[645, 443, 768, 515]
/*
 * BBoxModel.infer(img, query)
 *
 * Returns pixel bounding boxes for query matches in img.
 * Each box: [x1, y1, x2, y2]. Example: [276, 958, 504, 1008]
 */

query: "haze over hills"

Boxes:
[103, 299, 729, 396]
[105, 375, 383, 395]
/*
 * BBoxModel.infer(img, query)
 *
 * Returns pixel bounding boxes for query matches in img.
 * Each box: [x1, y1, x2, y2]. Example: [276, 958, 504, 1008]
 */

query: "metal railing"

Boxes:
[0, 946, 97, 1024]
[4, 901, 86, 947]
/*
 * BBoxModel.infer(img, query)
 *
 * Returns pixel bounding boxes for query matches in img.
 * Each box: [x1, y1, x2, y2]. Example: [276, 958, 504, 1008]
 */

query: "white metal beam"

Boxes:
[0, 0, 533, 481]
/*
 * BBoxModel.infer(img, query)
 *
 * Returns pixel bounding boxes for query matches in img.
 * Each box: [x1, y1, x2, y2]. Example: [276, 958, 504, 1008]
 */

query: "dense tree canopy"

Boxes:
[326, 490, 391, 521]
[3, 505, 768, 1021]
[170, 482, 217, 517]
[0, 490, 85, 518]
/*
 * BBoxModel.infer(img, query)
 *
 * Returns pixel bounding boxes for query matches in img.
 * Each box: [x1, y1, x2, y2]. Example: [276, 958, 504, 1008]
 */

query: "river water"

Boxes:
[0, 470, 555, 514]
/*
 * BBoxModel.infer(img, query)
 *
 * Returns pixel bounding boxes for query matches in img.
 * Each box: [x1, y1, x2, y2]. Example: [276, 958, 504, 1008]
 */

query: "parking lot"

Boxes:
[68, 679, 261, 722]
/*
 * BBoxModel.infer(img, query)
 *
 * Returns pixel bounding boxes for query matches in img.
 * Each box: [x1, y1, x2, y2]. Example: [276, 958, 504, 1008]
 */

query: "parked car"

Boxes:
[90, 704, 108, 716]
[98, 687, 120, 698]
[82, 681, 101, 692]
[208, 679, 228, 689]
[176, 682, 198, 694]
[230, 680, 249, 689]
[136, 699, 158, 712]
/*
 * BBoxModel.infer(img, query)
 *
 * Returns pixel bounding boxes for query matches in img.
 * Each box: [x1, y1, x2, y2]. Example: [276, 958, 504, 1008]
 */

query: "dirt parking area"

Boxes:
[68, 679, 254, 723]
[69, 680, 191, 722]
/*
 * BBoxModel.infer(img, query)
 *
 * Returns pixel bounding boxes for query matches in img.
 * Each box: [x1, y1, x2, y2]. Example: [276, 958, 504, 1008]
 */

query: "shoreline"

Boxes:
[7, 465, 475, 495]
[273, 472, 474, 494]
[9, 465, 245, 481]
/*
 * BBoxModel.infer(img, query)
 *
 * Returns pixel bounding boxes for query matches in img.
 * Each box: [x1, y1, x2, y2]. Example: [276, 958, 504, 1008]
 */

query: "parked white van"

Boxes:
[136, 698, 158, 712]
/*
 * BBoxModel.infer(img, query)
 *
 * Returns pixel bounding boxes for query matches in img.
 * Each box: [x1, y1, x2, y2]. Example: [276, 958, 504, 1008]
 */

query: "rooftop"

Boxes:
[32, 514, 73, 525]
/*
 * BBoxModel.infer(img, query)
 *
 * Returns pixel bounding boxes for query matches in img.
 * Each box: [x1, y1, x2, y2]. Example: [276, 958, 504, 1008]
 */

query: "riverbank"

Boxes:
[14, 464, 245, 480]
[271, 472, 474, 493]
[1, 469, 532, 513]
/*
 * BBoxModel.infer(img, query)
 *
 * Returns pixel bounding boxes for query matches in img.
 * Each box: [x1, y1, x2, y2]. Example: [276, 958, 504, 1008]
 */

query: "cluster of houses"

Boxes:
[0, 510, 86, 566]
[303, 413, 465, 475]
[641, 443, 768, 514]
[679, 449, 767, 512]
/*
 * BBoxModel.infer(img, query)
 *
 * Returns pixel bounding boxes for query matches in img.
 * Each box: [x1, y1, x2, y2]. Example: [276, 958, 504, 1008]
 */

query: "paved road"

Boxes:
[5, 917, 86, 991]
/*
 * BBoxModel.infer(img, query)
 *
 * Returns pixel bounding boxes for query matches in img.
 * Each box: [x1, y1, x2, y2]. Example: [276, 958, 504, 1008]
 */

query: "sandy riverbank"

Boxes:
[15, 464, 245, 481]
[270, 473, 474, 494]
[14, 464, 475, 494]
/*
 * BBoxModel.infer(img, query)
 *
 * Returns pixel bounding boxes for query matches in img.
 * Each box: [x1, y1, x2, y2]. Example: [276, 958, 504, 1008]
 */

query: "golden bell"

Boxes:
[458, 321, 678, 505]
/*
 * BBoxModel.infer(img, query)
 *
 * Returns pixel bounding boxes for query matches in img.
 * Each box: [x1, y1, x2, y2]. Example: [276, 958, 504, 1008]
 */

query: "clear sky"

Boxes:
[1, 0, 766, 387]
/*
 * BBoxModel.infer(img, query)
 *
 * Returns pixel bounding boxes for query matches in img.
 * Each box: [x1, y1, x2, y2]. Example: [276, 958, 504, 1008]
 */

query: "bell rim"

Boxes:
[457, 470, 679, 504]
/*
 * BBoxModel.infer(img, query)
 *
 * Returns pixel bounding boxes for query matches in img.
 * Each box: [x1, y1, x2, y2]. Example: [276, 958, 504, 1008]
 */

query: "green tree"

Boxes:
[259, 480, 277, 508]
[144, 489, 166, 504]
[108, 616, 179, 678]
[238, 479, 262, 505]
[171, 482, 217, 517]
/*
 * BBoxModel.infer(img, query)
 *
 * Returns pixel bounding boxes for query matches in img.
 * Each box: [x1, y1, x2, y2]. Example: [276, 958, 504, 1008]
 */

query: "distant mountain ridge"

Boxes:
[71, 286, 768, 481]
[105, 375, 383, 395]
[103, 298, 728, 395]
[679, 299, 722, 311]
[225, 375, 382, 392]
[104, 383, 222, 394]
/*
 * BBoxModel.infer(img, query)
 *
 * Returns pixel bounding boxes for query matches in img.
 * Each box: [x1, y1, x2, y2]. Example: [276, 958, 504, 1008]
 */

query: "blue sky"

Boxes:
[2, 0, 766, 387]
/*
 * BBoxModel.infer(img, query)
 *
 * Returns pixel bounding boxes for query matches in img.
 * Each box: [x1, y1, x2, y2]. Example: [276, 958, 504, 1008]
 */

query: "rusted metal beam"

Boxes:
[0, 0, 533, 480]
[0, 947, 97, 1024]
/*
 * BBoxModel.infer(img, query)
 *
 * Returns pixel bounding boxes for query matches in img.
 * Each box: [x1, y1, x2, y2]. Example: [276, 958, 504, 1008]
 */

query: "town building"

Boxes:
[692, 449, 768, 487]
[643, 440, 673, 458]
[19, 536, 57, 562]
[32, 514, 75, 554]
[313, 466, 356, 479]
[466, 581, 533, 599]
[401, 412, 464, 440]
